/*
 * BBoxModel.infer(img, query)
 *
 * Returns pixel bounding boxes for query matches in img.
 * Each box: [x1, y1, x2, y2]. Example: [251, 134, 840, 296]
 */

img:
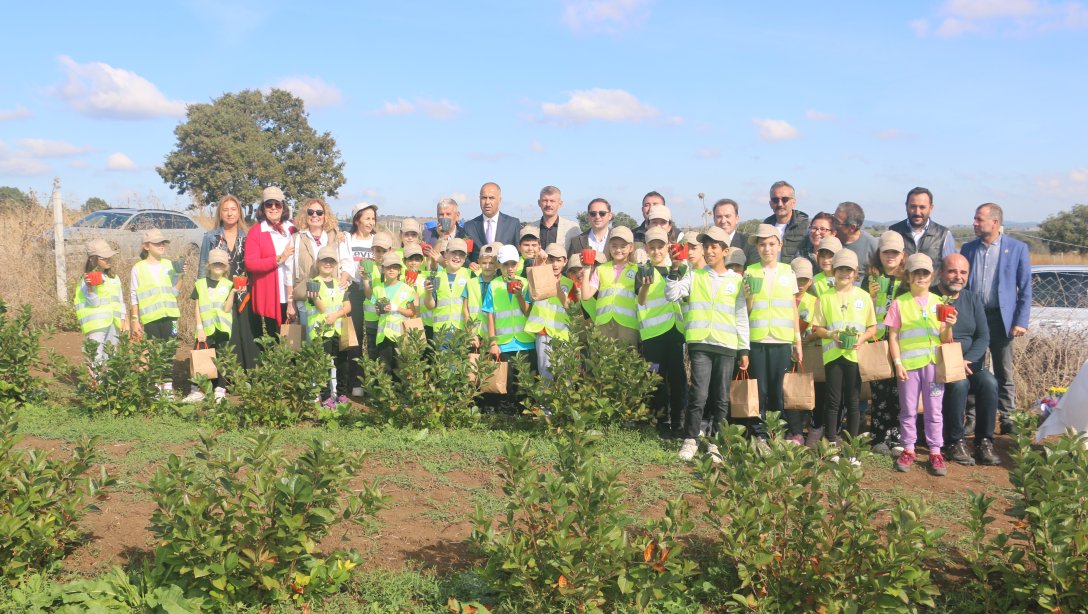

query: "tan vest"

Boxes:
[292, 230, 341, 300]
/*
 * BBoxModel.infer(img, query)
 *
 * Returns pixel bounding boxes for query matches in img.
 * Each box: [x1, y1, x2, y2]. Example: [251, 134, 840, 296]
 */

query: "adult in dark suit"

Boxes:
[567, 197, 614, 256]
[889, 186, 956, 264]
[712, 198, 757, 265]
[961, 203, 1032, 433]
[463, 182, 521, 261]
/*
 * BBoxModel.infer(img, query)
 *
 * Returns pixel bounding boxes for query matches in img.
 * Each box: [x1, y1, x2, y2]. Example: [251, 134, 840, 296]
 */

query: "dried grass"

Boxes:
[1013, 329, 1088, 408]
[1030, 252, 1088, 265]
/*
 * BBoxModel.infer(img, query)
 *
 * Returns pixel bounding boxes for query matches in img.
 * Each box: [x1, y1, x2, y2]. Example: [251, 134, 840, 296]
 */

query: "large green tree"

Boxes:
[82, 196, 109, 213]
[1039, 204, 1088, 253]
[157, 89, 346, 217]
[0, 186, 31, 211]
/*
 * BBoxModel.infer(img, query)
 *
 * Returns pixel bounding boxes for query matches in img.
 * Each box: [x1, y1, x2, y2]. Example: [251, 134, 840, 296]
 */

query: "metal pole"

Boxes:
[51, 177, 68, 302]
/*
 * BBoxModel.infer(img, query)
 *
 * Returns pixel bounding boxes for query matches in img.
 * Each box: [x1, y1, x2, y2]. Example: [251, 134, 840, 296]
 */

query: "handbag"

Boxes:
[729, 368, 760, 418]
[190, 341, 218, 379]
[858, 340, 894, 382]
[783, 362, 816, 410]
[936, 342, 967, 384]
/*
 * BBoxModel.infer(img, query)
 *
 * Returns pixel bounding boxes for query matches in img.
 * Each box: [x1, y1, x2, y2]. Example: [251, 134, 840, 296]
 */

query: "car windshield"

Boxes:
[72, 211, 131, 230]
[1032, 271, 1088, 309]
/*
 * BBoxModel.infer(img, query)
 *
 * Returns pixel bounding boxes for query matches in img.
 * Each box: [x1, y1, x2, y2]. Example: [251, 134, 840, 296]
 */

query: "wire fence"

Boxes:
[1032, 269, 1088, 308]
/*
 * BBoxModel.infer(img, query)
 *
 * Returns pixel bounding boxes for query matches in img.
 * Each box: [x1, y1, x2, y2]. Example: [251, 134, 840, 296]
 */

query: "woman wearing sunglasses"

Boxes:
[291, 198, 350, 337]
[244, 186, 297, 337]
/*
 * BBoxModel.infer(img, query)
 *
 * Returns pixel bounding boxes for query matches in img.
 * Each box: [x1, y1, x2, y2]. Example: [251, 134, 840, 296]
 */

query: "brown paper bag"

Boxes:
[936, 342, 967, 384]
[403, 317, 425, 332]
[280, 323, 303, 351]
[858, 340, 894, 382]
[190, 343, 218, 379]
[783, 363, 815, 410]
[468, 354, 508, 394]
[860, 381, 872, 401]
[802, 344, 826, 383]
[527, 265, 558, 301]
[729, 369, 760, 418]
[338, 317, 358, 351]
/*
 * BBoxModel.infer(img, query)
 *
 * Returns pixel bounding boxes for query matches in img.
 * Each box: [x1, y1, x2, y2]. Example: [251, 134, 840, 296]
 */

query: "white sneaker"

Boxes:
[214, 387, 226, 404]
[678, 439, 698, 462]
[706, 443, 723, 465]
[351, 387, 364, 397]
[181, 390, 205, 404]
[848, 457, 861, 467]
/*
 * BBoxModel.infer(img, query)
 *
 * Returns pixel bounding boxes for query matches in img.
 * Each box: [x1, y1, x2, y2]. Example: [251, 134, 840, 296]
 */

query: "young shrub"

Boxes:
[470, 413, 697, 612]
[5, 568, 204, 613]
[516, 315, 659, 428]
[697, 417, 941, 612]
[216, 334, 330, 428]
[963, 413, 1088, 612]
[76, 334, 179, 417]
[0, 399, 114, 580]
[0, 301, 50, 405]
[356, 328, 497, 429]
[144, 431, 386, 608]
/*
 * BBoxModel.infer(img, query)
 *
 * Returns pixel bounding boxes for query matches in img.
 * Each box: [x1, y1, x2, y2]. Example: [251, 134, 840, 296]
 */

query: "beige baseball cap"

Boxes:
[372, 232, 395, 250]
[445, 237, 468, 254]
[544, 244, 568, 259]
[208, 248, 230, 266]
[143, 228, 168, 244]
[817, 236, 843, 254]
[790, 256, 813, 279]
[905, 253, 934, 273]
[726, 247, 747, 268]
[519, 225, 539, 241]
[87, 239, 117, 258]
[608, 226, 635, 244]
[381, 253, 403, 268]
[317, 244, 339, 261]
[644, 228, 669, 244]
[831, 249, 858, 271]
[697, 226, 729, 244]
[647, 205, 671, 222]
[400, 218, 422, 234]
[262, 186, 285, 203]
[748, 223, 781, 244]
[403, 243, 424, 259]
[351, 202, 378, 218]
[479, 242, 503, 259]
[878, 230, 905, 253]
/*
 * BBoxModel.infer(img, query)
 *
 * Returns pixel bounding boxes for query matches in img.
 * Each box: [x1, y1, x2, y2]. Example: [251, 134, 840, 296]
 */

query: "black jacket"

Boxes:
[762, 210, 810, 262]
[889, 218, 954, 264]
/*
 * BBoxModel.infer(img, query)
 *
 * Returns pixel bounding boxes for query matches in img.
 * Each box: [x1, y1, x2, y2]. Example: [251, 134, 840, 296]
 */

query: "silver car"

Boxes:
[54, 208, 206, 263]
[1030, 265, 1088, 332]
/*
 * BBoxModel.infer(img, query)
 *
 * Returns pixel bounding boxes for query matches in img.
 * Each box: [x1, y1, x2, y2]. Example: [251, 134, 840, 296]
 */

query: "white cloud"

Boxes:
[69, 159, 90, 169]
[106, 152, 138, 171]
[18, 138, 93, 158]
[0, 106, 32, 121]
[876, 129, 912, 139]
[695, 147, 720, 159]
[0, 157, 49, 176]
[540, 88, 667, 124]
[911, 0, 1088, 36]
[51, 55, 186, 119]
[563, 0, 651, 33]
[372, 97, 461, 120]
[530, 140, 547, 153]
[805, 109, 837, 122]
[1070, 167, 1088, 183]
[752, 119, 800, 142]
[448, 192, 470, 207]
[269, 76, 343, 108]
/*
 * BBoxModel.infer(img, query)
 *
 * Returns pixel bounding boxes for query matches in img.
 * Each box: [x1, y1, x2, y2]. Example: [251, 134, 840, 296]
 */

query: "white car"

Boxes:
[1030, 265, 1088, 332]
[48, 208, 206, 263]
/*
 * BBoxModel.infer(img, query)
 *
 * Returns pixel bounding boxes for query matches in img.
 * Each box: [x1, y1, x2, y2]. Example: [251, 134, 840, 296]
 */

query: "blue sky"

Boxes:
[2, 0, 1086, 227]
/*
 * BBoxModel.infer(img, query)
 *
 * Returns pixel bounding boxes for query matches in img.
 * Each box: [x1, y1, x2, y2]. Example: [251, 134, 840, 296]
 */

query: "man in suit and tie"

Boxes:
[961, 202, 1032, 434]
[713, 198, 757, 265]
[535, 185, 581, 251]
[464, 182, 521, 261]
[567, 197, 613, 256]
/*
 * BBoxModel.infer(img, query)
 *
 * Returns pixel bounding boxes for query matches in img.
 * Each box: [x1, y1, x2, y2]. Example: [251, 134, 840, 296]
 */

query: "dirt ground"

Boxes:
[31, 331, 1020, 579]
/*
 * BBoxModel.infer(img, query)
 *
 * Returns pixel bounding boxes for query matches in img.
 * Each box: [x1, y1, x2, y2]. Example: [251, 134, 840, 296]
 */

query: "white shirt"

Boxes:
[774, 222, 788, 240]
[482, 214, 499, 243]
[261, 221, 293, 304]
[587, 227, 610, 252]
[345, 234, 374, 283]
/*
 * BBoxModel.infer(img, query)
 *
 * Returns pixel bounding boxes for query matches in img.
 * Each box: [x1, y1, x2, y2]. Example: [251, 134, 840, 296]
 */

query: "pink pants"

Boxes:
[897, 363, 944, 452]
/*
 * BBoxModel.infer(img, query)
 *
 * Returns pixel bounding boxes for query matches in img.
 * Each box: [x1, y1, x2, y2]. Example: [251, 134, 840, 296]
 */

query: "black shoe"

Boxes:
[656, 421, 675, 440]
[963, 418, 976, 437]
[999, 419, 1016, 435]
[976, 439, 1001, 466]
[949, 440, 975, 466]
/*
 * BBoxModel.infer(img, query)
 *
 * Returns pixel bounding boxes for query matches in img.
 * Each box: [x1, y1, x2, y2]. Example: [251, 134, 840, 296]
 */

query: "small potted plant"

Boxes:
[837, 325, 859, 348]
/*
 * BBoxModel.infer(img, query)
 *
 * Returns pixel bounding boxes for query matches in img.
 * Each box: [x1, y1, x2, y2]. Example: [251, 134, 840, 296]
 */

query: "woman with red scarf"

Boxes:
[245, 186, 297, 337]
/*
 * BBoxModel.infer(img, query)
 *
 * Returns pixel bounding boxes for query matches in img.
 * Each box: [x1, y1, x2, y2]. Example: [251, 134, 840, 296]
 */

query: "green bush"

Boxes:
[356, 328, 497, 429]
[216, 334, 330, 428]
[515, 315, 659, 429]
[696, 418, 941, 612]
[144, 432, 386, 608]
[963, 414, 1088, 612]
[4, 568, 203, 613]
[470, 414, 697, 612]
[0, 399, 114, 581]
[76, 334, 179, 417]
[0, 301, 49, 405]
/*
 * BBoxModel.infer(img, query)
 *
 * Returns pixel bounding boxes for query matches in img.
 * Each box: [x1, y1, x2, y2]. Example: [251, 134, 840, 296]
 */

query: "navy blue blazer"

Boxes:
[961, 234, 1032, 335]
[463, 212, 521, 260]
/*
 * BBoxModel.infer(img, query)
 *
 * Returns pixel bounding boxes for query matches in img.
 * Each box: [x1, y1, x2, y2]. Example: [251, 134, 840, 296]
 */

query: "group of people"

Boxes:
[72, 180, 1032, 476]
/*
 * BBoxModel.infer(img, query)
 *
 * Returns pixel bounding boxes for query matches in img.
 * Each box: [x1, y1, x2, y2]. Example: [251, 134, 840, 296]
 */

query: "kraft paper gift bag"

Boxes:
[468, 354, 508, 394]
[338, 318, 359, 351]
[527, 265, 559, 302]
[190, 342, 218, 380]
[783, 363, 816, 410]
[802, 344, 826, 383]
[936, 342, 967, 384]
[279, 323, 304, 351]
[858, 340, 894, 382]
[730, 368, 760, 418]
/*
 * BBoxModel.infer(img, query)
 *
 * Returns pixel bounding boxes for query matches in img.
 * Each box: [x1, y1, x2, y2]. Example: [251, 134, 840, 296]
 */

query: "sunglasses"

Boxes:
[588, 210, 609, 217]
[770, 197, 793, 204]
[306, 209, 325, 216]
[263, 201, 284, 210]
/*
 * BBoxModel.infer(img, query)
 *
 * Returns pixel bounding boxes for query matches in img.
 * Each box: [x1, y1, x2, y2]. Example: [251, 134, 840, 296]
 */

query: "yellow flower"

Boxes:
[335, 559, 357, 571]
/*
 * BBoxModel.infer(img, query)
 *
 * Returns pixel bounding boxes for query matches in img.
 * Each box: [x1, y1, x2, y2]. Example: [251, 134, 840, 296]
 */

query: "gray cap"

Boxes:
[726, 247, 747, 267]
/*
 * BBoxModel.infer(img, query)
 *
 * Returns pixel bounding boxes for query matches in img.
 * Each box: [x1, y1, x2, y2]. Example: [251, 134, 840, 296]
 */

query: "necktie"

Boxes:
[486, 219, 494, 244]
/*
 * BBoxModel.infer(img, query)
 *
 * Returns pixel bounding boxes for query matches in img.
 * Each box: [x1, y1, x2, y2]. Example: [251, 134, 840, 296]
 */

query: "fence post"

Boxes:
[51, 177, 67, 302]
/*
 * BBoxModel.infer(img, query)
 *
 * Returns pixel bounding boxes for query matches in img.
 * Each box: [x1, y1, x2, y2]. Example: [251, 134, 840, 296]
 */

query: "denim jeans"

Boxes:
[685, 351, 734, 439]
[942, 362, 998, 443]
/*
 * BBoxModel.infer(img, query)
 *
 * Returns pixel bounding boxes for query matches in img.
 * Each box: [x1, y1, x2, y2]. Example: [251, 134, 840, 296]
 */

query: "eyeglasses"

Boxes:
[588, 210, 609, 217]
[263, 201, 283, 210]
[811, 227, 832, 234]
[771, 197, 793, 204]
[306, 209, 324, 217]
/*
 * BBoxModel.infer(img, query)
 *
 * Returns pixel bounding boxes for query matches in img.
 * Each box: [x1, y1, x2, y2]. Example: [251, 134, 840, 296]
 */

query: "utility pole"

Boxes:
[50, 177, 67, 302]
[698, 192, 708, 231]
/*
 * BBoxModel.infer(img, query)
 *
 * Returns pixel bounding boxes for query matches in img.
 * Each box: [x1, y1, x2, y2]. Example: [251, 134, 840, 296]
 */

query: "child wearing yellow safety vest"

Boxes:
[130, 228, 186, 396]
[486, 245, 535, 408]
[515, 226, 541, 278]
[811, 236, 842, 299]
[423, 238, 473, 347]
[310, 244, 353, 406]
[666, 226, 750, 463]
[74, 239, 126, 366]
[581, 226, 639, 346]
[182, 248, 236, 404]
[638, 228, 687, 440]
[365, 253, 417, 377]
[866, 231, 909, 457]
[791, 256, 826, 447]
[745, 224, 803, 443]
[526, 244, 573, 380]
[468, 243, 502, 332]
[885, 253, 955, 476]
[810, 250, 877, 450]
[361, 232, 396, 360]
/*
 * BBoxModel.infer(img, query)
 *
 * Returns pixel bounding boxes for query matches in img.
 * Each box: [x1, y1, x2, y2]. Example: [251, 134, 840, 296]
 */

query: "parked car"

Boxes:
[1030, 265, 1088, 332]
[48, 208, 206, 264]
